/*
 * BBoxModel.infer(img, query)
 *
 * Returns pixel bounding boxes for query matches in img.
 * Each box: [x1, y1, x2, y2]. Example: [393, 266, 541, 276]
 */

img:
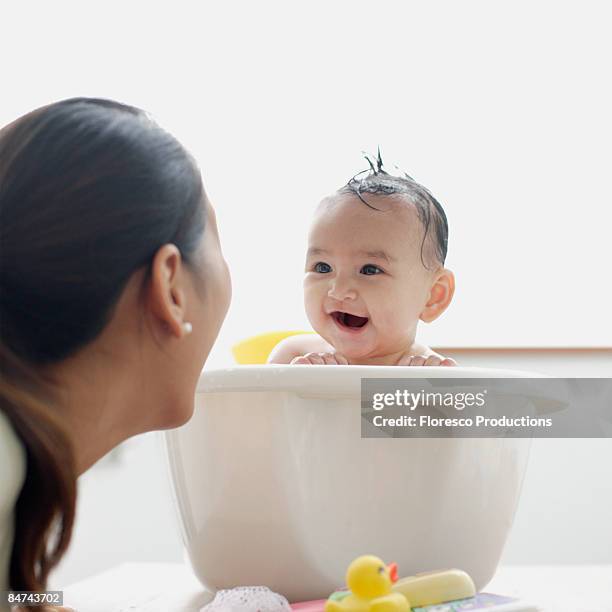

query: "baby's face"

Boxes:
[304, 192, 437, 362]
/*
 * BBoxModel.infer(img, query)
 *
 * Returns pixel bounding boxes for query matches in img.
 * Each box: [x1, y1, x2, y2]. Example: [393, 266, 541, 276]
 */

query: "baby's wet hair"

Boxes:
[339, 150, 448, 270]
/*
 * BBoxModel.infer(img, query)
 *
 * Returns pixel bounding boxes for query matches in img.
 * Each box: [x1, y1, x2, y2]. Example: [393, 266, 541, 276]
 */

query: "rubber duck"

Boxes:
[324, 555, 410, 612]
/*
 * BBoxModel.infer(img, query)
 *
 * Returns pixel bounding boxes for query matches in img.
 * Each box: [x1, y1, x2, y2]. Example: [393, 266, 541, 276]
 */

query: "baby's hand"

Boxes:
[290, 352, 349, 365]
[398, 354, 458, 367]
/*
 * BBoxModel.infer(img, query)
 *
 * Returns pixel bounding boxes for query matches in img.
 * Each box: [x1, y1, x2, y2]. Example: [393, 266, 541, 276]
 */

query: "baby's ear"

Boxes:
[420, 268, 455, 323]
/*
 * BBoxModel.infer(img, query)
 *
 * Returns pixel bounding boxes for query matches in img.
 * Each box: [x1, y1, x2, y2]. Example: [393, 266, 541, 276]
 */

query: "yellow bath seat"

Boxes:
[232, 330, 315, 364]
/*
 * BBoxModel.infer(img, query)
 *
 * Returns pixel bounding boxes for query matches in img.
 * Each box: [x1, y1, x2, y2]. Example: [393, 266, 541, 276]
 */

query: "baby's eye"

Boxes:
[360, 264, 384, 275]
[314, 262, 332, 273]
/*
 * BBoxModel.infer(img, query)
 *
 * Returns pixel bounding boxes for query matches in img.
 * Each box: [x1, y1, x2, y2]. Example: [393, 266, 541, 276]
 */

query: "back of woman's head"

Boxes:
[1, 97, 205, 364]
[0, 97, 206, 605]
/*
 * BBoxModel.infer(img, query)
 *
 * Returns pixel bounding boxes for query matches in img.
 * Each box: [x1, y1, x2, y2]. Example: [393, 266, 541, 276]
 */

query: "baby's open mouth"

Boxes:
[331, 311, 369, 330]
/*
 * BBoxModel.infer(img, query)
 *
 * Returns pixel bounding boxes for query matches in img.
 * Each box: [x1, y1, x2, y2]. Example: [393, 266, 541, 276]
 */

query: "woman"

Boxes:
[0, 98, 232, 611]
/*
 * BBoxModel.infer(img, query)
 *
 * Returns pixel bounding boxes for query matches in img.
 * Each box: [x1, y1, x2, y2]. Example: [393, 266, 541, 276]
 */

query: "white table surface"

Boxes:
[62, 563, 612, 612]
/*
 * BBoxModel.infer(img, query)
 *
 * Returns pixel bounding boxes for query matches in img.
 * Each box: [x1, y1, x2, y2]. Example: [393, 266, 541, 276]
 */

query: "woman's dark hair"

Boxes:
[340, 149, 449, 269]
[0, 97, 206, 609]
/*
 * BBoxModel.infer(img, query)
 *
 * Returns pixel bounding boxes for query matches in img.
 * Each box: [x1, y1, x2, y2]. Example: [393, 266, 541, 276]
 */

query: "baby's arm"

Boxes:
[267, 334, 344, 364]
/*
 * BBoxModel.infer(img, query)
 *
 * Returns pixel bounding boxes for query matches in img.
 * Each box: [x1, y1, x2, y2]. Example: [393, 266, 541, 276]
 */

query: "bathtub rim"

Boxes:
[195, 365, 558, 411]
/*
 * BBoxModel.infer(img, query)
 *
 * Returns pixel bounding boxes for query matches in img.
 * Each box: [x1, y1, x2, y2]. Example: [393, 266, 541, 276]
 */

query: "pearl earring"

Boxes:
[182, 322, 193, 335]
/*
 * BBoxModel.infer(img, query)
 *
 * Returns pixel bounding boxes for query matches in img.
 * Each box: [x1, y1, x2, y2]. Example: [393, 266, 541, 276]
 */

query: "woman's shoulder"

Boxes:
[0, 410, 27, 608]
[0, 410, 27, 514]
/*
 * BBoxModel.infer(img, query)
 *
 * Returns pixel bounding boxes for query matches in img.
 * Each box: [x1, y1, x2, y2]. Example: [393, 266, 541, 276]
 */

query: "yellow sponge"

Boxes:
[231, 330, 314, 364]
[391, 569, 476, 607]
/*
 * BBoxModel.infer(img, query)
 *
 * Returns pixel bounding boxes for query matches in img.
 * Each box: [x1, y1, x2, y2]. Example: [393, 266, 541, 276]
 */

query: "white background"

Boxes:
[2, 1, 611, 358]
[1, 0, 611, 588]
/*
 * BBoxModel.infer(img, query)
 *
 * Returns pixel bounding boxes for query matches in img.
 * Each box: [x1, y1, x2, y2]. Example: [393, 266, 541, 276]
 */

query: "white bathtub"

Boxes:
[164, 365, 547, 602]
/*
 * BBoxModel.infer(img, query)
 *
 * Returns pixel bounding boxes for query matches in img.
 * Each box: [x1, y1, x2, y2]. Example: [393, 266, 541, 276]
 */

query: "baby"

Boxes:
[269, 154, 457, 366]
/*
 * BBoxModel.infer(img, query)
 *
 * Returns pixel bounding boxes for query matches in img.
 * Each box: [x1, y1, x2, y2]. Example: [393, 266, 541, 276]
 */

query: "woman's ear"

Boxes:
[149, 243, 187, 337]
[420, 268, 455, 323]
